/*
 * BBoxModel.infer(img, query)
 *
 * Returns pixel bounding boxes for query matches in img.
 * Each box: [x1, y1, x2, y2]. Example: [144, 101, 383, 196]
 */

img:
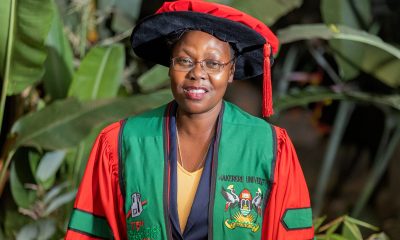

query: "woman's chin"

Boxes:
[177, 99, 222, 116]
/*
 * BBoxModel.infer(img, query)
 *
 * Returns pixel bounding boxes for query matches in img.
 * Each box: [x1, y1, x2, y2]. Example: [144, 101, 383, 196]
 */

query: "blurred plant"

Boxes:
[314, 215, 390, 240]
[7, 150, 76, 238]
[0, 0, 399, 238]
[0, 0, 171, 238]
[273, 0, 400, 220]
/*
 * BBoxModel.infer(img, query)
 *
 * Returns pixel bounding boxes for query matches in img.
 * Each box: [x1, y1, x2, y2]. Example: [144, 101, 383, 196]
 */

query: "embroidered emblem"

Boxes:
[125, 193, 160, 239]
[127, 226, 161, 240]
[126, 192, 148, 219]
[130, 220, 144, 231]
[221, 185, 263, 232]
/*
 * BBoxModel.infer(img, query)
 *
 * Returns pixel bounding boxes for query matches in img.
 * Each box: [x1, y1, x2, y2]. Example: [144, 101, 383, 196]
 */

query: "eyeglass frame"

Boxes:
[170, 56, 236, 74]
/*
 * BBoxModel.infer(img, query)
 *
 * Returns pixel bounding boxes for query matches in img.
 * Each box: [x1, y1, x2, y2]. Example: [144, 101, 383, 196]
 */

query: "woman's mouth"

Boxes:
[183, 87, 208, 100]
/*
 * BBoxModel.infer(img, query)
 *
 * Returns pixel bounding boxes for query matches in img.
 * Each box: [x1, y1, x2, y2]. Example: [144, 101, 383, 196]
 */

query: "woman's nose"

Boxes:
[189, 62, 207, 80]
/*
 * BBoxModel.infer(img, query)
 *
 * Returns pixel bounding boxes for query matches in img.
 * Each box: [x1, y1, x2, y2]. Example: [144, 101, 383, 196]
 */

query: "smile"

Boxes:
[183, 88, 207, 94]
[183, 87, 208, 100]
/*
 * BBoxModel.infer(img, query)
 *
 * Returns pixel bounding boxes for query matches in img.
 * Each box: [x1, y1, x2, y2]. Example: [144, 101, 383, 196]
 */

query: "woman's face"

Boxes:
[169, 30, 234, 115]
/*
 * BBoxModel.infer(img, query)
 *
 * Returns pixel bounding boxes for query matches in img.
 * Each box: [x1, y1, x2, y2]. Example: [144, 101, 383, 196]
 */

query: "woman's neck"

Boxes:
[176, 103, 221, 136]
[175, 102, 221, 172]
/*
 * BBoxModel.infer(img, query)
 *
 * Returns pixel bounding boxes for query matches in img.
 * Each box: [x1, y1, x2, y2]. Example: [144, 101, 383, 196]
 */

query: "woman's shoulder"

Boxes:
[120, 103, 170, 138]
[94, 121, 123, 149]
[223, 101, 271, 128]
[98, 102, 168, 137]
[223, 102, 296, 144]
[125, 103, 168, 122]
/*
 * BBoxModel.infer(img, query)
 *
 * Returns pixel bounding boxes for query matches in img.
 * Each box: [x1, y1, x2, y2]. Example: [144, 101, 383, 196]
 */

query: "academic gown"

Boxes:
[65, 101, 314, 240]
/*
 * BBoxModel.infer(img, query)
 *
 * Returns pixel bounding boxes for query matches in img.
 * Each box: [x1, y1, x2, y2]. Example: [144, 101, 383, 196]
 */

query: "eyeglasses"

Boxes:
[170, 57, 235, 74]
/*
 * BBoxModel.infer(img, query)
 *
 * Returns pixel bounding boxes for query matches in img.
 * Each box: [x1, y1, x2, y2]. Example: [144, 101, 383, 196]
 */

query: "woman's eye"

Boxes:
[177, 58, 193, 66]
[205, 60, 221, 69]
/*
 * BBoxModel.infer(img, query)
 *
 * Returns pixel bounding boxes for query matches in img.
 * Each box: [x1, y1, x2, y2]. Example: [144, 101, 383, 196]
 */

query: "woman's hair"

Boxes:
[165, 29, 237, 59]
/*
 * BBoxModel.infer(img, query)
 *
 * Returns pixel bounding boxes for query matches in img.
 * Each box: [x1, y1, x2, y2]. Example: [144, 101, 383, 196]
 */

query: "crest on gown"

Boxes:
[221, 185, 263, 232]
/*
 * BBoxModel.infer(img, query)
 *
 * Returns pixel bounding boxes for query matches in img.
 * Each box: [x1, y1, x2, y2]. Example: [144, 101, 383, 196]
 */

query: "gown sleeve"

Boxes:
[65, 121, 127, 240]
[261, 126, 314, 240]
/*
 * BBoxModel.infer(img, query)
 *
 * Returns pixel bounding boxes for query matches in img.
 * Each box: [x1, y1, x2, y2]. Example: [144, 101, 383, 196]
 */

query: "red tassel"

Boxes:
[263, 44, 273, 117]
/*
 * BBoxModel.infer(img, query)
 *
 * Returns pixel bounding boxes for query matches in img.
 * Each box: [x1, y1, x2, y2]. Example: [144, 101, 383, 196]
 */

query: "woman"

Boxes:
[65, 1, 314, 239]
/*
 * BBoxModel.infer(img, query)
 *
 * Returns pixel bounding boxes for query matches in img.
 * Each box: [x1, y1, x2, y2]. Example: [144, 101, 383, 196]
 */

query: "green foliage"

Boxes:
[68, 44, 125, 101]
[11, 90, 172, 150]
[321, 0, 372, 80]
[36, 151, 66, 183]
[226, 0, 302, 25]
[278, 24, 400, 87]
[0, 0, 54, 95]
[0, 0, 398, 238]
[274, 86, 400, 113]
[314, 215, 390, 240]
[321, 0, 372, 27]
[138, 65, 170, 93]
[0, 0, 174, 237]
[42, 1, 74, 100]
[0, 0, 55, 133]
[10, 161, 36, 209]
[16, 219, 56, 240]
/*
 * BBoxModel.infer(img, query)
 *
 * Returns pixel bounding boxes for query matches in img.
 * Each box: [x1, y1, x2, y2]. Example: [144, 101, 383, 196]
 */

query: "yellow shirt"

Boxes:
[177, 162, 203, 232]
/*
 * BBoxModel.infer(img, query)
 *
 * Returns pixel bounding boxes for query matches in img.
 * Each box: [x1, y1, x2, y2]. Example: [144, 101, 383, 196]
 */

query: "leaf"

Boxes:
[115, 0, 142, 21]
[343, 220, 363, 240]
[326, 221, 341, 235]
[28, 150, 55, 190]
[43, 182, 69, 205]
[274, 86, 400, 113]
[358, 45, 400, 88]
[313, 216, 327, 231]
[137, 65, 170, 93]
[0, 0, 54, 95]
[16, 223, 38, 240]
[42, 1, 74, 100]
[16, 219, 56, 240]
[315, 235, 325, 240]
[28, 151, 41, 180]
[68, 44, 124, 101]
[278, 24, 400, 87]
[36, 150, 66, 182]
[3, 207, 31, 238]
[327, 234, 348, 240]
[11, 90, 173, 150]
[321, 0, 372, 80]
[278, 24, 400, 59]
[274, 86, 343, 113]
[97, 0, 116, 12]
[10, 153, 37, 208]
[345, 91, 400, 110]
[220, 0, 303, 25]
[44, 190, 77, 216]
[367, 232, 390, 240]
[111, 8, 135, 33]
[321, 0, 372, 28]
[0, 1, 11, 68]
[36, 219, 56, 240]
[346, 216, 379, 231]
[72, 125, 106, 186]
[317, 215, 344, 233]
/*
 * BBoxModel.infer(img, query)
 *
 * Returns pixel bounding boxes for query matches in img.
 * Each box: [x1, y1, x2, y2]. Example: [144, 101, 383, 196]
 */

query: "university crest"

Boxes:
[126, 192, 147, 219]
[221, 185, 263, 232]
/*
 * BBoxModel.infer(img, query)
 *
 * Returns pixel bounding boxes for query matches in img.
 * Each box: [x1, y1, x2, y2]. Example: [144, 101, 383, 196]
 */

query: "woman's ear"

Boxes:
[228, 64, 235, 83]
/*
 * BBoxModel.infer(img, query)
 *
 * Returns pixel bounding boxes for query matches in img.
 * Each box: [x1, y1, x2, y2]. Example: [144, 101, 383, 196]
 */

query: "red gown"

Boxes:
[65, 121, 314, 239]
